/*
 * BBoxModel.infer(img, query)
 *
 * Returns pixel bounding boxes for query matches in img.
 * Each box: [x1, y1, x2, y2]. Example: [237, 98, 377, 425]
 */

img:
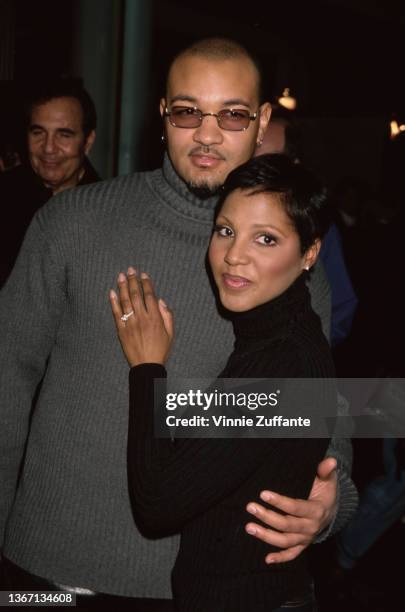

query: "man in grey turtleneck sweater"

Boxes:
[0, 38, 357, 607]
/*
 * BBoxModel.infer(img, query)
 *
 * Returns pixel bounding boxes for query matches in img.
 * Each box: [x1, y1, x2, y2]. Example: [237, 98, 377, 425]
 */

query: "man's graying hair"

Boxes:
[25, 78, 97, 138]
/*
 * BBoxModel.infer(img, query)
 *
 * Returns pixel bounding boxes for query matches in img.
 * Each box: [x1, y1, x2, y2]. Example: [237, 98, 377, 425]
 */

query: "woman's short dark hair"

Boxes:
[218, 154, 331, 254]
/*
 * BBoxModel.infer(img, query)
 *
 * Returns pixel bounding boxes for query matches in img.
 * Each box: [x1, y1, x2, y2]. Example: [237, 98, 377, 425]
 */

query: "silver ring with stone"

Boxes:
[120, 310, 134, 322]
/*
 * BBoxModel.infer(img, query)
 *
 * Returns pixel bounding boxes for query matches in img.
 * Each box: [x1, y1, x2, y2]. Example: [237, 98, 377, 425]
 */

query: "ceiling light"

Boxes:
[278, 88, 297, 111]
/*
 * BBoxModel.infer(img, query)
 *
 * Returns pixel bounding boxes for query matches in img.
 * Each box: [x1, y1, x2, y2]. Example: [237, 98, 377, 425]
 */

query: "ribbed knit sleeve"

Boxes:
[316, 464, 359, 542]
[307, 262, 358, 538]
[0, 213, 66, 547]
[315, 393, 359, 541]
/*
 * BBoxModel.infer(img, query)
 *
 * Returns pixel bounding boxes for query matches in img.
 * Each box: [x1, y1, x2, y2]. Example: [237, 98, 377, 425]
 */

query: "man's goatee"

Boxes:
[187, 182, 222, 200]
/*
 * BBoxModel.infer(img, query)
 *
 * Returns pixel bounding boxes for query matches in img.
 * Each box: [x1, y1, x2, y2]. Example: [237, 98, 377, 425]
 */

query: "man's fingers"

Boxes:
[257, 491, 320, 519]
[316, 456, 337, 480]
[246, 503, 313, 535]
[265, 544, 305, 565]
[245, 522, 308, 549]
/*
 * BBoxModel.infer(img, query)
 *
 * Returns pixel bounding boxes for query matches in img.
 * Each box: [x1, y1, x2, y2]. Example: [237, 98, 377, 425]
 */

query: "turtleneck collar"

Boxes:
[156, 153, 220, 223]
[230, 273, 312, 346]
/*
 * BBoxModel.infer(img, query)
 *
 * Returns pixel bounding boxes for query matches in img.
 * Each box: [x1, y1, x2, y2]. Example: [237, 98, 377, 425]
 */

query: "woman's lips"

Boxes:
[222, 273, 251, 289]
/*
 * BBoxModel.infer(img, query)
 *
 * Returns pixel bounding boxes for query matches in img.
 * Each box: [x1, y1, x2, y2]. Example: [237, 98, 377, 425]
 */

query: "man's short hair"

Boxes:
[25, 78, 97, 137]
[166, 37, 264, 103]
[218, 153, 332, 254]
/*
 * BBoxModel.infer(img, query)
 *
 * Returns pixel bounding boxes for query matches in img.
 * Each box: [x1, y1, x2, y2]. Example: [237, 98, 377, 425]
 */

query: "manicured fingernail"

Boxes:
[160, 298, 168, 308]
[260, 491, 274, 502]
[247, 503, 257, 515]
[127, 267, 136, 275]
[110, 290, 117, 300]
[141, 272, 149, 279]
[246, 526, 257, 535]
[118, 272, 126, 282]
[266, 556, 276, 564]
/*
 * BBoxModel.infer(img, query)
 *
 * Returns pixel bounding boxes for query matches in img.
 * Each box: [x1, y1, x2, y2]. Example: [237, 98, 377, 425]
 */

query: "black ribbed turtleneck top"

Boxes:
[128, 273, 335, 612]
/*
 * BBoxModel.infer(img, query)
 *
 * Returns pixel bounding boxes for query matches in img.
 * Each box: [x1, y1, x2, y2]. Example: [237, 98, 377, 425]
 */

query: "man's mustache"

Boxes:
[188, 146, 226, 161]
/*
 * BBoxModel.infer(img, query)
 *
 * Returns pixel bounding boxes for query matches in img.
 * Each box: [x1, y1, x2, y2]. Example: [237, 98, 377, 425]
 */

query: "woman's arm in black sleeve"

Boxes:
[127, 364, 274, 536]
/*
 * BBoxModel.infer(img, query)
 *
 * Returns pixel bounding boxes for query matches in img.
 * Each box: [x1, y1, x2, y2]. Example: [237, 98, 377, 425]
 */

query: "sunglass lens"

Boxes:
[219, 110, 250, 130]
[170, 107, 201, 127]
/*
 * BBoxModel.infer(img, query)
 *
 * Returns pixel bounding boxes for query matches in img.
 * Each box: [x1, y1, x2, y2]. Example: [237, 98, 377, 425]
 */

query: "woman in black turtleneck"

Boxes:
[110, 154, 335, 612]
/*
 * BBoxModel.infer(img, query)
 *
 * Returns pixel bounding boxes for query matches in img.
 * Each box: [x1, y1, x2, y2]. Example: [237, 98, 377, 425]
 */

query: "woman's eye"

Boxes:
[214, 225, 233, 237]
[257, 234, 277, 246]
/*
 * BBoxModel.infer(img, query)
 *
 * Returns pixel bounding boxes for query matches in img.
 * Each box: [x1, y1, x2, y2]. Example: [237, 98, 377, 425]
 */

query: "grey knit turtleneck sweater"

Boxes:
[0, 155, 357, 597]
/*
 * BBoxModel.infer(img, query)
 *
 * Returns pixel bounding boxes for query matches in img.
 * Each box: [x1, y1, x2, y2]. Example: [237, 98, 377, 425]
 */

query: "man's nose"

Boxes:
[224, 239, 249, 266]
[193, 115, 223, 146]
[43, 134, 57, 153]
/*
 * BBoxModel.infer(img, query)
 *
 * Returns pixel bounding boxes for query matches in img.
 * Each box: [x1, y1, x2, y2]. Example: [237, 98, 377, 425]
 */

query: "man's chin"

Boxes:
[40, 175, 62, 188]
[186, 181, 222, 200]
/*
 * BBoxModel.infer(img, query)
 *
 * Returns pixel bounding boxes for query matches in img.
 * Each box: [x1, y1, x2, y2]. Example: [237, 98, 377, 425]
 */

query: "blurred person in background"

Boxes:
[256, 108, 358, 348]
[0, 78, 99, 287]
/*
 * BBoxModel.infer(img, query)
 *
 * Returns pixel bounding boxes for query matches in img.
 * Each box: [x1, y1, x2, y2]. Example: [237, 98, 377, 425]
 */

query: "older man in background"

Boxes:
[0, 79, 98, 286]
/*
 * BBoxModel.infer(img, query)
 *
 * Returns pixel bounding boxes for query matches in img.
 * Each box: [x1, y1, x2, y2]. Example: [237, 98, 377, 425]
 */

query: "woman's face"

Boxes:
[208, 189, 318, 312]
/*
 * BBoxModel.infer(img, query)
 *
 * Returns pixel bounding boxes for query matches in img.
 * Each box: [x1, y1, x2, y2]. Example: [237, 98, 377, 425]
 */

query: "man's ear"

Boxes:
[303, 238, 321, 270]
[257, 102, 272, 146]
[160, 98, 166, 118]
[84, 130, 96, 155]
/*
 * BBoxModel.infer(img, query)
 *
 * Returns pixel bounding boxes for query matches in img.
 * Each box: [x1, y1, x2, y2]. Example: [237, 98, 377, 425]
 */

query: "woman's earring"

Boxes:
[161, 133, 165, 143]
[304, 266, 310, 271]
